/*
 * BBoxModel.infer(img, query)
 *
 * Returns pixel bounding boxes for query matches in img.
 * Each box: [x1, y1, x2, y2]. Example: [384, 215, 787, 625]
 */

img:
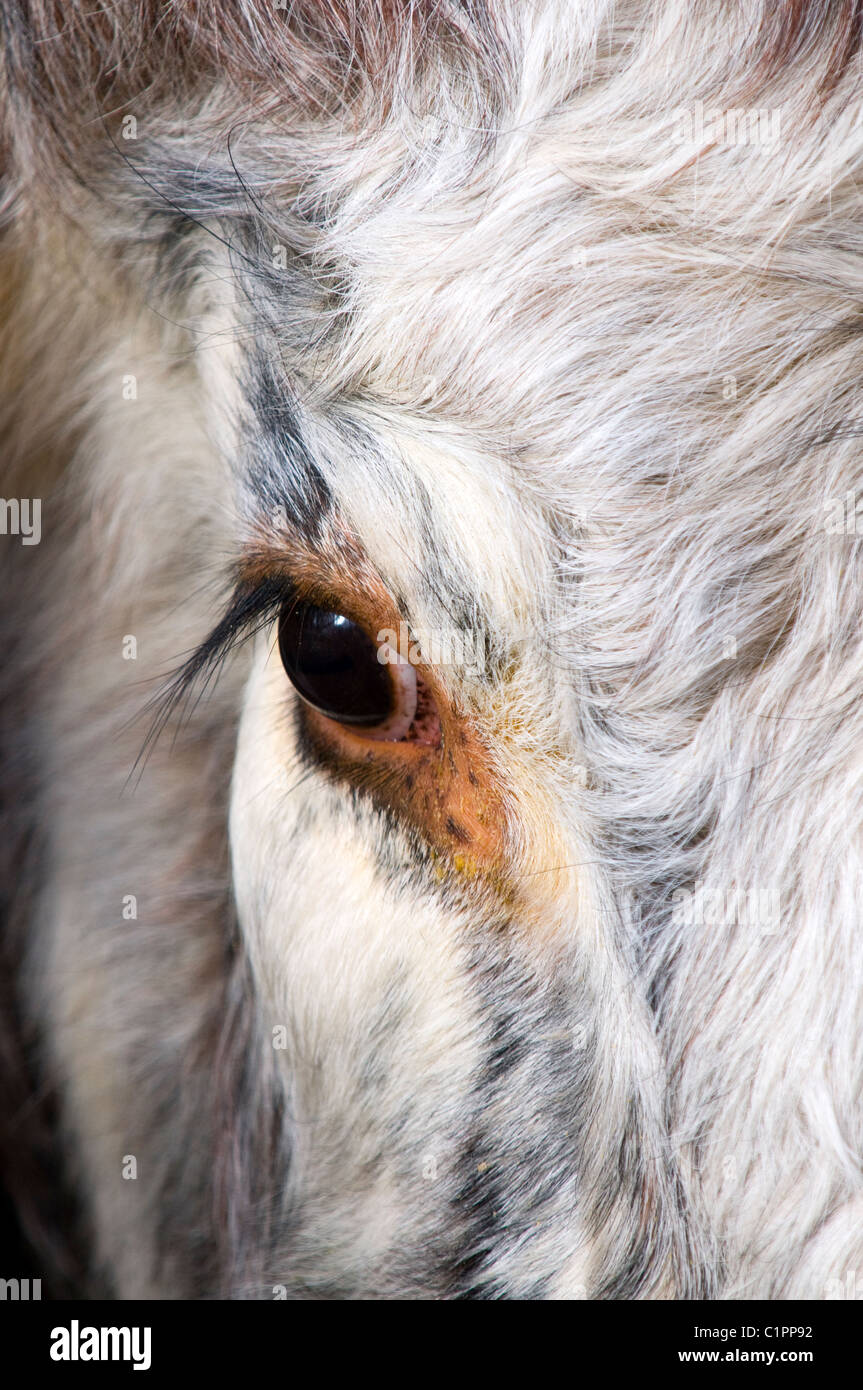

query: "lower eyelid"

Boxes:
[396, 668, 441, 746]
[297, 678, 508, 883]
[363, 656, 417, 741]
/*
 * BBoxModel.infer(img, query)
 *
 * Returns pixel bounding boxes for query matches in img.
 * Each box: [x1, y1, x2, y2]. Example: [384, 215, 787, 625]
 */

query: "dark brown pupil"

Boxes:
[277, 599, 393, 725]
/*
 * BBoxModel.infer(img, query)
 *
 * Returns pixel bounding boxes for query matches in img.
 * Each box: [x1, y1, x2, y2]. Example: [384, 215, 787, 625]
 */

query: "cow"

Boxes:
[1, 1, 862, 1299]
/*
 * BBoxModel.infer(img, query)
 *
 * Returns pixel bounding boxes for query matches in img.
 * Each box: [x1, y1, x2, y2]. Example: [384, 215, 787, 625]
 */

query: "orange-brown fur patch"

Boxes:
[243, 524, 514, 893]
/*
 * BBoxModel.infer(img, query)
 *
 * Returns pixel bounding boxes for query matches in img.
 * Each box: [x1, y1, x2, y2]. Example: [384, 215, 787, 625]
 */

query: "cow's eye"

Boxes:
[277, 598, 418, 740]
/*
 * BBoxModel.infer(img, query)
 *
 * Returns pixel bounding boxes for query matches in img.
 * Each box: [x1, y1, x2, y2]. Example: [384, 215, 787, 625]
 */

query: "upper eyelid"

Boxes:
[138, 533, 411, 770]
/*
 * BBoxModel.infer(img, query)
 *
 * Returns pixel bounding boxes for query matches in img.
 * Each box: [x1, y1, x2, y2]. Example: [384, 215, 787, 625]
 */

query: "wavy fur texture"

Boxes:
[2, 0, 863, 1298]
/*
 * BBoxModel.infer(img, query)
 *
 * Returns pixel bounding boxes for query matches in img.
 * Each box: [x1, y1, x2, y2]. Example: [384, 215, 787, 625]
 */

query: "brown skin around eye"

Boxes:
[298, 669, 511, 887]
[398, 667, 441, 747]
[240, 530, 513, 890]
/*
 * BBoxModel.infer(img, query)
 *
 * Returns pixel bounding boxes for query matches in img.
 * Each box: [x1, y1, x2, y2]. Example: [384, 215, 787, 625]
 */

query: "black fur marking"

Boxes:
[242, 351, 335, 546]
[448, 948, 595, 1299]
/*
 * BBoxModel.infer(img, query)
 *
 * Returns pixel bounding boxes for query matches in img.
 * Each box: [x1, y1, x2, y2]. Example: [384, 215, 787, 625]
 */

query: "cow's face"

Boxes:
[192, 175, 641, 1296]
[4, 0, 863, 1301]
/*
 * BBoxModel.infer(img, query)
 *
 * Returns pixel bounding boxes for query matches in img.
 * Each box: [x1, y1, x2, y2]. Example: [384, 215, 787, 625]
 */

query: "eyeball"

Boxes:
[277, 599, 418, 741]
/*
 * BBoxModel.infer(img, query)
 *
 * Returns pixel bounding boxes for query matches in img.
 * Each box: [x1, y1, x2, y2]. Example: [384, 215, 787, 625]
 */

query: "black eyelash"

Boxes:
[133, 576, 292, 779]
